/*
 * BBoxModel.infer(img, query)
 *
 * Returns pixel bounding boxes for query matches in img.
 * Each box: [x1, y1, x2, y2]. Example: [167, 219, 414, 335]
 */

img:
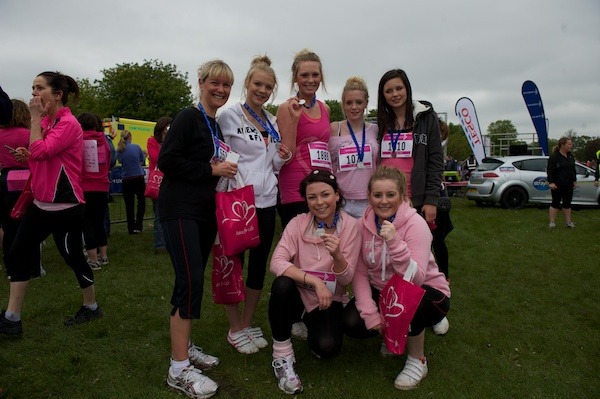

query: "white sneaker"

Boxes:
[548, 221, 556, 228]
[188, 344, 220, 370]
[394, 355, 428, 390]
[244, 326, 269, 349]
[291, 322, 308, 340]
[272, 355, 303, 394]
[227, 329, 259, 354]
[432, 317, 449, 335]
[565, 221, 575, 228]
[167, 365, 218, 399]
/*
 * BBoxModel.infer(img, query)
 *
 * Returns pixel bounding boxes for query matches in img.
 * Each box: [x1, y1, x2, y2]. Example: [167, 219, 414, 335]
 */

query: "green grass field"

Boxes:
[0, 197, 598, 398]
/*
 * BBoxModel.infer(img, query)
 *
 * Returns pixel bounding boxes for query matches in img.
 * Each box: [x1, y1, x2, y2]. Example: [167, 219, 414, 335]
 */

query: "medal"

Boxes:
[315, 228, 325, 237]
[275, 142, 281, 150]
[315, 211, 340, 238]
[357, 161, 365, 169]
[298, 99, 306, 106]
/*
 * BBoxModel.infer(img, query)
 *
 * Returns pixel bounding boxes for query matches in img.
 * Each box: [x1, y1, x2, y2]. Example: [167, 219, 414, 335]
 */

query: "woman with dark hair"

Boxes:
[0, 71, 102, 336]
[376, 69, 444, 224]
[147, 116, 171, 251]
[268, 169, 360, 394]
[547, 137, 577, 228]
[0, 99, 41, 279]
[78, 112, 111, 269]
[117, 130, 146, 234]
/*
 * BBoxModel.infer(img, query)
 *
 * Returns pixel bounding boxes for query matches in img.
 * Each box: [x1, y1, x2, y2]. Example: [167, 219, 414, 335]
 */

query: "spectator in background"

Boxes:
[78, 112, 111, 270]
[276, 49, 331, 228]
[594, 149, 599, 188]
[547, 137, 577, 228]
[0, 71, 102, 337]
[329, 76, 379, 218]
[0, 99, 41, 279]
[103, 125, 117, 237]
[147, 116, 171, 252]
[117, 130, 146, 234]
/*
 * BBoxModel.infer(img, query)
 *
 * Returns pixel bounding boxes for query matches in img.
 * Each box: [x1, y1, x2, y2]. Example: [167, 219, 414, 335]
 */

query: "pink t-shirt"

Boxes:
[278, 101, 330, 204]
[329, 122, 379, 200]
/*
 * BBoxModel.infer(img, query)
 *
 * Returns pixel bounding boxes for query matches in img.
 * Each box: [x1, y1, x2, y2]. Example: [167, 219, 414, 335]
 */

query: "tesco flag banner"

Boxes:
[455, 97, 486, 164]
[521, 80, 549, 155]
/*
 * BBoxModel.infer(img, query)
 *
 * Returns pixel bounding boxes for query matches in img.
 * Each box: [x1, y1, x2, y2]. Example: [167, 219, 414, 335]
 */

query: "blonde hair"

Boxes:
[368, 166, 409, 203]
[341, 76, 369, 103]
[243, 55, 277, 101]
[117, 130, 132, 153]
[197, 59, 234, 89]
[290, 49, 326, 92]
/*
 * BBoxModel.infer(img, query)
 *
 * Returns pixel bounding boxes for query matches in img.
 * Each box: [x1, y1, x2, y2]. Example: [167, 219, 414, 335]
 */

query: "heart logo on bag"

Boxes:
[229, 201, 257, 226]
[383, 287, 405, 318]
[215, 255, 234, 280]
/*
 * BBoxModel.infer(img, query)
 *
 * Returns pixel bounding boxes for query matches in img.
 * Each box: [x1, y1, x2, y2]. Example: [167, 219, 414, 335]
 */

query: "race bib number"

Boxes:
[212, 139, 231, 163]
[338, 144, 373, 171]
[381, 133, 413, 158]
[308, 141, 332, 170]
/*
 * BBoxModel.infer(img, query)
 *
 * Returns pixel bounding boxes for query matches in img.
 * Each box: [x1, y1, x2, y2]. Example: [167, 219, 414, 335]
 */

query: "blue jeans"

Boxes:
[153, 199, 165, 249]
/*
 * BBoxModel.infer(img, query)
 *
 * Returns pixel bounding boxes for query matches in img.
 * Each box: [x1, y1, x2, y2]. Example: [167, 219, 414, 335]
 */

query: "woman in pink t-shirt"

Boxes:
[276, 49, 331, 228]
[329, 77, 379, 218]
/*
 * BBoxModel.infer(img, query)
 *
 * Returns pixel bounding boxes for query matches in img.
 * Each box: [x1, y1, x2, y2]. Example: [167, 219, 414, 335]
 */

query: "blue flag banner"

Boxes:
[521, 80, 549, 155]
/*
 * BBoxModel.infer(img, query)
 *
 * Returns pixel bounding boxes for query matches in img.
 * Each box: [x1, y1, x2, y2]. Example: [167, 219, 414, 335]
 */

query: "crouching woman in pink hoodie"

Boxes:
[343, 166, 450, 390]
[268, 169, 361, 395]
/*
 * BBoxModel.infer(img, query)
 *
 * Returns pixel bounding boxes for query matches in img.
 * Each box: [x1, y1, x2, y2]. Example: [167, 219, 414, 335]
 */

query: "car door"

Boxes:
[573, 163, 596, 204]
[517, 158, 551, 202]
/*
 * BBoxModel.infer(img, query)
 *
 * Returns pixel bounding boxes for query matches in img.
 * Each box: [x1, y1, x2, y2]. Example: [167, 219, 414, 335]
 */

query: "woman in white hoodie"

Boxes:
[343, 166, 450, 390]
[217, 55, 292, 355]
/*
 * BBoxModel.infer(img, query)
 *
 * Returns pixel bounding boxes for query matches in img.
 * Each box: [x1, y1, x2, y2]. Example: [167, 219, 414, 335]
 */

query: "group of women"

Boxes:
[157, 49, 450, 399]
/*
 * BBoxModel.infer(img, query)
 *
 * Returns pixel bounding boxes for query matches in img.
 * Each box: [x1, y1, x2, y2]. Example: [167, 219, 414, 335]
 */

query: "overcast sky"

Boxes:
[1, 0, 598, 139]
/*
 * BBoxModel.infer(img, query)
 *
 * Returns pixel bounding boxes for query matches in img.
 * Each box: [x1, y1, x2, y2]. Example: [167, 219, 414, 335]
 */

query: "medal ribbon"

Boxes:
[243, 103, 280, 142]
[347, 121, 366, 163]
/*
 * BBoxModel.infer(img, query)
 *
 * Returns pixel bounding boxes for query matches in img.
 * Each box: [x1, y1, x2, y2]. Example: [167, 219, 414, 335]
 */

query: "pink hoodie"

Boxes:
[352, 201, 450, 330]
[81, 129, 111, 192]
[270, 210, 361, 312]
[29, 107, 85, 204]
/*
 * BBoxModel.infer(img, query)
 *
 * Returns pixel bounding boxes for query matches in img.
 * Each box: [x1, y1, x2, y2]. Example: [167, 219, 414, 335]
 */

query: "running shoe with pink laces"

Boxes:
[272, 355, 303, 394]
[167, 365, 218, 399]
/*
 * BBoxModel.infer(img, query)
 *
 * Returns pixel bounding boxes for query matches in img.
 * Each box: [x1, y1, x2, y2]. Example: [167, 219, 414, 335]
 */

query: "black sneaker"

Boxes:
[64, 305, 104, 326]
[0, 310, 23, 336]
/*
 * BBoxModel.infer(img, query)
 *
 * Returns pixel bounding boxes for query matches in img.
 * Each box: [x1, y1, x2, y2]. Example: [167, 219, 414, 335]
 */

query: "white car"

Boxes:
[466, 155, 600, 209]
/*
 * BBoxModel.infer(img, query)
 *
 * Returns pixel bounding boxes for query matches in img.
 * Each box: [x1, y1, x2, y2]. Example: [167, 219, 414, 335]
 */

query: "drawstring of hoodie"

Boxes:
[381, 239, 387, 281]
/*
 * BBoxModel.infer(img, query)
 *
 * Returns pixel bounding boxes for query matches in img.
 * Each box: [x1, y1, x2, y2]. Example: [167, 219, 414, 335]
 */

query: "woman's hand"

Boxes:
[314, 279, 333, 311]
[421, 204, 437, 223]
[28, 96, 48, 119]
[379, 220, 397, 241]
[549, 183, 557, 190]
[287, 97, 303, 121]
[276, 142, 292, 161]
[211, 161, 237, 178]
[13, 147, 30, 163]
[321, 233, 341, 257]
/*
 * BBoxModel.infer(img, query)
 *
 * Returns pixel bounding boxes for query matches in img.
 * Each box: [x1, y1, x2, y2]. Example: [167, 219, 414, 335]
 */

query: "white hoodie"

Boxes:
[218, 103, 286, 208]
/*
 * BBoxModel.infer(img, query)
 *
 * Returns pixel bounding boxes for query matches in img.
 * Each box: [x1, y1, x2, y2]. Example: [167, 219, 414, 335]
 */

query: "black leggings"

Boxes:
[550, 183, 574, 209]
[83, 191, 109, 249]
[239, 206, 276, 290]
[343, 284, 450, 338]
[269, 276, 344, 359]
[122, 176, 145, 233]
[276, 201, 308, 230]
[10, 204, 93, 287]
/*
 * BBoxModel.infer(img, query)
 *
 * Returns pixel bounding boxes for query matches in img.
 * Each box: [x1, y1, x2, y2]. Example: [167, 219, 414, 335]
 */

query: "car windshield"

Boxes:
[477, 159, 503, 171]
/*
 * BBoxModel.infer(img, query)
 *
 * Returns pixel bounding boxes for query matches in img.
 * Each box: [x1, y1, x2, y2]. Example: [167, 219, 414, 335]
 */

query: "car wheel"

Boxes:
[475, 200, 494, 207]
[501, 186, 527, 209]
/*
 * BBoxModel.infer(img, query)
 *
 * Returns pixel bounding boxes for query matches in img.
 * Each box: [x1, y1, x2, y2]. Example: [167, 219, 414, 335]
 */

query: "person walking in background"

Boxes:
[117, 130, 146, 234]
[276, 49, 331, 228]
[217, 55, 292, 354]
[329, 76, 379, 218]
[0, 71, 103, 337]
[147, 116, 171, 252]
[0, 99, 42, 280]
[268, 170, 360, 395]
[158, 59, 237, 399]
[103, 125, 117, 238]
[547, 137, 577, 228]
[78, 112, 111, 270]
[343, 166, 450, 390]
